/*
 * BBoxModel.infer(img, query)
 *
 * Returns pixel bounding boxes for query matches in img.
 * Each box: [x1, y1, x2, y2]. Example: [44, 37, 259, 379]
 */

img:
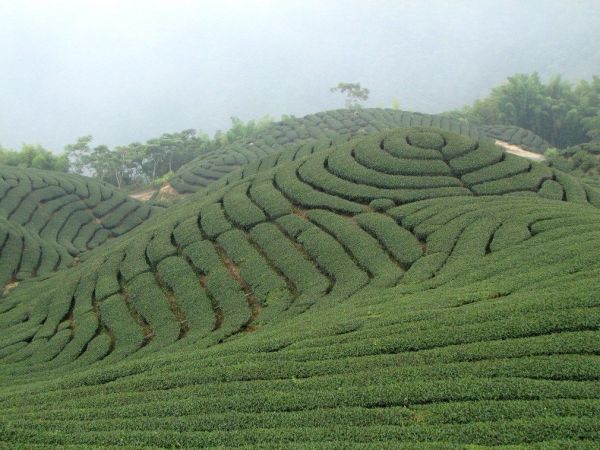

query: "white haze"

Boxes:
[0, 0, 599, 151]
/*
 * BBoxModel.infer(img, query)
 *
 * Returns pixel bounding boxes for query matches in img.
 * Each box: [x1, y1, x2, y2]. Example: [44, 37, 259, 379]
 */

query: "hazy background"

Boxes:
[1, 0, 599, 151]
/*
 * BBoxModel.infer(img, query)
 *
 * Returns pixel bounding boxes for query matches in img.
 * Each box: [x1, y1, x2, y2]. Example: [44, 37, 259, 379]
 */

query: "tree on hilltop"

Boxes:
[330, 82, 370, 109]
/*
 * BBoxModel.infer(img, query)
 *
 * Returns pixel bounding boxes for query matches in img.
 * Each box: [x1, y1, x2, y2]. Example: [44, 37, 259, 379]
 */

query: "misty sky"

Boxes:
[1, 0, 599, 151]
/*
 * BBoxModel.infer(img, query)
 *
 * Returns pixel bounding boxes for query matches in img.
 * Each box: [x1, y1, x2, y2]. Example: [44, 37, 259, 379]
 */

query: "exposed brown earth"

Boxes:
[495, 140, 546, 162]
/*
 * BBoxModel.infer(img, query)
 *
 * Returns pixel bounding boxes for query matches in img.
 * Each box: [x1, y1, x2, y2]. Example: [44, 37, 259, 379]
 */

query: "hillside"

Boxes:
[171, 109, 476, 194]
[547, 141, 600, 181]
[1, 127, 599, 447]
[170, 109, 504, 194]
[0, 167, 163, 288]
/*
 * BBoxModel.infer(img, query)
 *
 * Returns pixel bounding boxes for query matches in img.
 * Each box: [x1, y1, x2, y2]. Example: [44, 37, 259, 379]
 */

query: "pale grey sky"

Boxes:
[1, 0, 599, 151]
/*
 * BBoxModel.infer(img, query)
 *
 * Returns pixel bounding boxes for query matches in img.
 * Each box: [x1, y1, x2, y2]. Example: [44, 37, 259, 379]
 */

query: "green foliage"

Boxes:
[214, 115, 274, 146]
[330, 82, 370, 109]
[65, 129, 212, 187]
[0, 166, 162, 284]
[459, 73, 600, 149]
[171, 109, 481, 195]
[1, 126, 600, 447]
[0, 143, 69, 172]
[479, 125, 551, 153]
[546, 141, 600, 180]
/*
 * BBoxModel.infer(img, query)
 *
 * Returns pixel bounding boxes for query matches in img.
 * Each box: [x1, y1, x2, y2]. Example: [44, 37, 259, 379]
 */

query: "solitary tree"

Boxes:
[330, 82, 370, 109]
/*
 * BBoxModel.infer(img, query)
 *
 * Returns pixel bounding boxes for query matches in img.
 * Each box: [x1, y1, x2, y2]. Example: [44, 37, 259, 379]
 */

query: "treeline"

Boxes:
[0, 116, 273, 188]
[65, 130, 211, 188]
[453, 73, 600, 149]
[0, 144, 68, 172]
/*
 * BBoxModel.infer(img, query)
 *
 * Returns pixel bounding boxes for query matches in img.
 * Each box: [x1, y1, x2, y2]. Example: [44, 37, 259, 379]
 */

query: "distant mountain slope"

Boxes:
[1, 127, 599, 447]
[0, 166, 164, 287]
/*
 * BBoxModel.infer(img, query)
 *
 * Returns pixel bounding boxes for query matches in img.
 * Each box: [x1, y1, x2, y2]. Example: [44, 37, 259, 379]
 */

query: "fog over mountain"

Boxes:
[1, 0, 599, 151]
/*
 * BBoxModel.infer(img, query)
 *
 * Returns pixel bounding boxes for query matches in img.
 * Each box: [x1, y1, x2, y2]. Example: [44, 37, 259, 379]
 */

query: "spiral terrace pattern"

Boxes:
[170, 110, 552, 195]
[170, 109, 484, 193]
[1, 127, 600, 448]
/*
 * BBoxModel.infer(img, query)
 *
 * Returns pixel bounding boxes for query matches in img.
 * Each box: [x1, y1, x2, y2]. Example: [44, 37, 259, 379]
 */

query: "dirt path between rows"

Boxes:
[495, 140, 546, 162]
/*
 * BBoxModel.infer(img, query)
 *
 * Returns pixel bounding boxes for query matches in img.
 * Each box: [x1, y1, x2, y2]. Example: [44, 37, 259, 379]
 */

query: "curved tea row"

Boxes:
[479, 124, 550, 153]
[1, 127, 597, 371]
[170, 109, 483, 193]
[0, 167, 164, 288]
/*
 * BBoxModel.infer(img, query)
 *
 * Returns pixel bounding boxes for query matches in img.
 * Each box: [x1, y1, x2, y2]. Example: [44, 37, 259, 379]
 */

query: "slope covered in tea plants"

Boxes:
[170, 109, 551, 196]
[0, 166, 164, 287]
[1, 127, 599, 448]
[170, 109, 482, 194]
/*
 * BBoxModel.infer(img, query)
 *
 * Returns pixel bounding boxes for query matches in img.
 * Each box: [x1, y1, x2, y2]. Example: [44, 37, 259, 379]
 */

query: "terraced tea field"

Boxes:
[1, 127, 599, 448]
[0, 167, 163, 289]
[171, 108, 547, 195]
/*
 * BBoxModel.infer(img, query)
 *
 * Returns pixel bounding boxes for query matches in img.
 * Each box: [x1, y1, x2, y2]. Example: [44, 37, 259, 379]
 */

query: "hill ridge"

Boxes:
[170, 109, 551, 197]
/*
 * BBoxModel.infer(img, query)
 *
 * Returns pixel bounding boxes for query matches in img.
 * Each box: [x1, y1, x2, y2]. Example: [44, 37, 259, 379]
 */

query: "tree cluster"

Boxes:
[64, 116, 274, 188]
[65, 130, 212, 188]
[457, 73, 600, 149]
[0, 143, 69, 172]
[0, 116, 276, 189]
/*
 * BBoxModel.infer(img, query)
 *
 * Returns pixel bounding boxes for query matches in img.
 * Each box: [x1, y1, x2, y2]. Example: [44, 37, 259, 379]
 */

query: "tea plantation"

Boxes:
[171, 109, 548, 195]
[0, 167, 163, 289]
[1, 127, 599, 448]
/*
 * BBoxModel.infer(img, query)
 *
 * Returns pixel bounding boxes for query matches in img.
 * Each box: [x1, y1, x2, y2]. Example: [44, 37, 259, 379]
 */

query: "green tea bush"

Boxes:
[99, 293, 144, 361]
[355, 212, 423, 266]
[251, 221, 330, 297]
[297, 226, 369, 298]
[308, 209, 399, 287]
[0, 166, 162, 285]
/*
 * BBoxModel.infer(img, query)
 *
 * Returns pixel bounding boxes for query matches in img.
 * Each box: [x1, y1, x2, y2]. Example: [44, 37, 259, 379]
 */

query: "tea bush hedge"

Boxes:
[0, 166, 163, 286]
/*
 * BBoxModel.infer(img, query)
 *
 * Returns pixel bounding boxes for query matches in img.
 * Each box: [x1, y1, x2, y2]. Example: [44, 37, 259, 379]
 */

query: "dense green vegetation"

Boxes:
[64, 116, 276, 189]
[546, 141, 600, 180]
[9, 72, 600, 194]
[65, 130, 213, 188]
[0, 144, 69, 172]
[0, 166, 163, 286]
[169, 108, 561, 197]
[455, 73, 600, 149]
[170, 109, 483, 194]
[5, 103, 555, 194]
[0, 127, 599, 447]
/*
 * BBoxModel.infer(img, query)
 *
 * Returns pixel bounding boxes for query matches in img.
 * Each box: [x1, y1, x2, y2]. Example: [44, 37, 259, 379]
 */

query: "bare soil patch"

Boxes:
[495, 140, 546, 162]
[156, 182, 186, 202]
[129, 189, 156, 202]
